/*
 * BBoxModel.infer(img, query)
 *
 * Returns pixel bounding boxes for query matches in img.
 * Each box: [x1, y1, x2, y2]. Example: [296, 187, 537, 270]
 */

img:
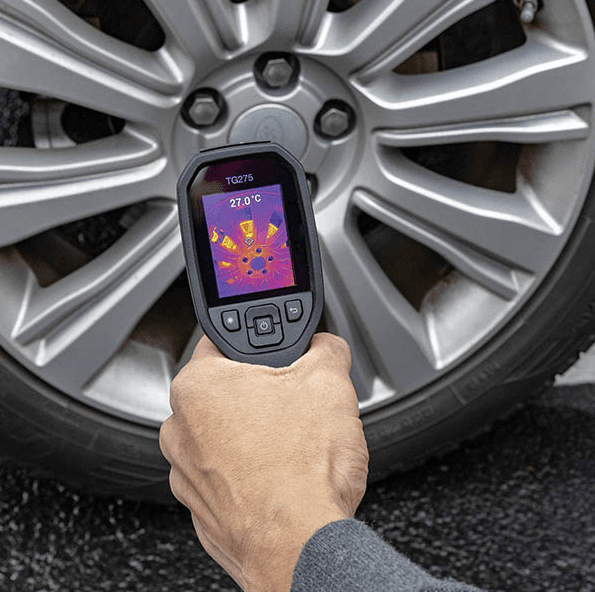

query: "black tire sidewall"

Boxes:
[0, 349, 172, 502]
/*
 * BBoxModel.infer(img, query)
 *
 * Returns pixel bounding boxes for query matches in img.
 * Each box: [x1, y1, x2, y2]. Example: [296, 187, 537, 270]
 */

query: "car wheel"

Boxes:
[1, 0, 595, 500]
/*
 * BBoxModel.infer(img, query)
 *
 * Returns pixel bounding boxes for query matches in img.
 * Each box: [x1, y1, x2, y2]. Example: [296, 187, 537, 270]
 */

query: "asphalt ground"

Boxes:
[0, 384, 594, 592]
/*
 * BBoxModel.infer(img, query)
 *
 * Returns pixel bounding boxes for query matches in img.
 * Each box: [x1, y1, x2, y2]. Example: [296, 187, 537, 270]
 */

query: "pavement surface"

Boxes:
[0, 384, 594, 592]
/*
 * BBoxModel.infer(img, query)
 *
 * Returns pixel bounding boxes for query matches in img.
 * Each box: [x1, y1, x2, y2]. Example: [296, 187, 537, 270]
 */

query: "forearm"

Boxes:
[292, 519, 486, 592]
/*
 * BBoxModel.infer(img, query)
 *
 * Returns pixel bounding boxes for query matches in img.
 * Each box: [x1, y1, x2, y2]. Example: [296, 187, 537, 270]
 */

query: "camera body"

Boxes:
[177, 142, 324, 367]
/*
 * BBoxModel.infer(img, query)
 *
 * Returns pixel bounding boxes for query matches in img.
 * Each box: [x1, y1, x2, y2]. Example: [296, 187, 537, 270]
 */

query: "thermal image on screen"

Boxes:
[202, 183, 296, 299]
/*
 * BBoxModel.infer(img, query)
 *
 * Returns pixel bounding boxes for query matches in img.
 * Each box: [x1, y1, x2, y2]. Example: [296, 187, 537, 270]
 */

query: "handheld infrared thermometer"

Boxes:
[177, 142, 324, 367]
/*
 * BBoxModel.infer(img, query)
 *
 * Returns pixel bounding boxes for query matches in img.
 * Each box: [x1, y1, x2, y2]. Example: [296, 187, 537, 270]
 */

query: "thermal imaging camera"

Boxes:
[177, 142, 324, 367]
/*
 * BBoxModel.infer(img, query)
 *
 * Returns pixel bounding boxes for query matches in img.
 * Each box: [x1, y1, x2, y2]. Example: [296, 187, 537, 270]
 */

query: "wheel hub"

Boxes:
[173, 55, 362, 205]
[229, 104, 308, 159]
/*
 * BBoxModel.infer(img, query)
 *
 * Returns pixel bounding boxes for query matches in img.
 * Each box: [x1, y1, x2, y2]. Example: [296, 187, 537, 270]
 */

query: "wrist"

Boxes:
[241, 502, 349, 592]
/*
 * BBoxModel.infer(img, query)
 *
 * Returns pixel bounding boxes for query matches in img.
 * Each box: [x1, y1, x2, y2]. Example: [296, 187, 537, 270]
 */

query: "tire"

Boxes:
[1, 0, 595, 500]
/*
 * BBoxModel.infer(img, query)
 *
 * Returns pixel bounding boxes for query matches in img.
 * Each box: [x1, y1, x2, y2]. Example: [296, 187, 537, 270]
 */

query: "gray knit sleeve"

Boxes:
[291, 518, 486, 592]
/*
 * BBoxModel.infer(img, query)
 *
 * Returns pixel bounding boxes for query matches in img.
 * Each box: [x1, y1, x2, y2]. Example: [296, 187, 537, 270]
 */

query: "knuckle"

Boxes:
[158, 418, 175, 461]
[319, 333, 352, 369]
[168, 469, 187, 505]
[169, 372, 189, 412]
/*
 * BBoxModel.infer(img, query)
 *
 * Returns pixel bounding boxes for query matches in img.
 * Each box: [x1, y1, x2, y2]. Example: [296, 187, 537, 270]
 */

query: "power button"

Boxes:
[255, 316, 274, 335]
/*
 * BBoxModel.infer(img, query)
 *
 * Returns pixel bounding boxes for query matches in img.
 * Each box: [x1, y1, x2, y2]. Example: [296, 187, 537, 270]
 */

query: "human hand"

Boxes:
[159, 333, 369, 592]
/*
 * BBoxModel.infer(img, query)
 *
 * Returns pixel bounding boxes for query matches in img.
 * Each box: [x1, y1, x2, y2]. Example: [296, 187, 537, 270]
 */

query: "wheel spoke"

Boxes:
[174, 324, 204, 374]
[0, 0, 180, 121]
[307, 0, 493, 78]
[323, 274, 391, 406]
[376, 109, 590, 147]
[244, 0, 329, 48]
[144, 0, 243, 64]
[363, 32, 594, 131]
[82, 340, 175, 425]
[8, 201, 183, 391]
[318, 202, 439, 392]
[0, 129, 169, 246]
[352, 189, 519, 301]
[369, 151, 562, 276]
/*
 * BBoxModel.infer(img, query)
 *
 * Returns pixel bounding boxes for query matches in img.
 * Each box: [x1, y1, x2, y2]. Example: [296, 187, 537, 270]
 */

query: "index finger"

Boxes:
[293, 332, 352, 374]
[190, 335, 226, 363]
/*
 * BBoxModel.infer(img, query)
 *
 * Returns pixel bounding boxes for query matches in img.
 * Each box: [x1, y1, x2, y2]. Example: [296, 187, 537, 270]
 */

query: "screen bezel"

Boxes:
[186, 152, 312, 308]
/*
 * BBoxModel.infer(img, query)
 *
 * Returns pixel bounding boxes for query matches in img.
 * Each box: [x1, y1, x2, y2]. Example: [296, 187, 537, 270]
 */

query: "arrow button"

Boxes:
[284, 299, 303, 322]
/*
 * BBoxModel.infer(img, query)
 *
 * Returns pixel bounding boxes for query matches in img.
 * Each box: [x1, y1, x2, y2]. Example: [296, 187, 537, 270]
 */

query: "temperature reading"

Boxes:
[203, 183, 295, 300]
[230, 194, 261, 208]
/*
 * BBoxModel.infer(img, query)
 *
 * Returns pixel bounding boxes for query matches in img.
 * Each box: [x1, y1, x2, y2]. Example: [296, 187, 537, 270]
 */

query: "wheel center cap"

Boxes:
[228, 104, 308, 159]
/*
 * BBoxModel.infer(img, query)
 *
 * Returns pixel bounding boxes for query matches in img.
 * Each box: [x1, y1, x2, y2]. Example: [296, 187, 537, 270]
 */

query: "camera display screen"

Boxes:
[201, 183, 297, 299]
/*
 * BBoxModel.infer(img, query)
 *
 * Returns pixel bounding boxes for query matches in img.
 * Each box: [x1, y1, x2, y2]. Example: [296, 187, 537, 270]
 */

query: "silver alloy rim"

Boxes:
[0, 0, 594, 424]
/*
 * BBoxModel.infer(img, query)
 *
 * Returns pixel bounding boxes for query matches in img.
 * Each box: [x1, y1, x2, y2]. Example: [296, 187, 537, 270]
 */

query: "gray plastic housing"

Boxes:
[177, 142, 324, 367]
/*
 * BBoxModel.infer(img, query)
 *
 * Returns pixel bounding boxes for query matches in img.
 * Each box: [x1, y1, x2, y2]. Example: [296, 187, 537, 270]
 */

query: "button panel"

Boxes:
[246, 304, 281, 327]
[248, 325, 284, 347]
[208, 292, 313, 355]
[246, 305, 283, 348]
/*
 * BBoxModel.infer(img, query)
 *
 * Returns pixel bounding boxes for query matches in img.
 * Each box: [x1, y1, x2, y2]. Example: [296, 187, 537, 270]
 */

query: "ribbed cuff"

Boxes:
[291, 518, 485, 592]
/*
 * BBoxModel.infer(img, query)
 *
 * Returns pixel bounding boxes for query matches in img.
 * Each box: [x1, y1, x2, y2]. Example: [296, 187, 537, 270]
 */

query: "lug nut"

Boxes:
[189, 95, 219, 126]
[315, 101, 356, 139]
[320, 108, 349, 137]
[255, 53, 299, 90]
[182, 89, 224, 128]
[262, 58, 294, 88]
